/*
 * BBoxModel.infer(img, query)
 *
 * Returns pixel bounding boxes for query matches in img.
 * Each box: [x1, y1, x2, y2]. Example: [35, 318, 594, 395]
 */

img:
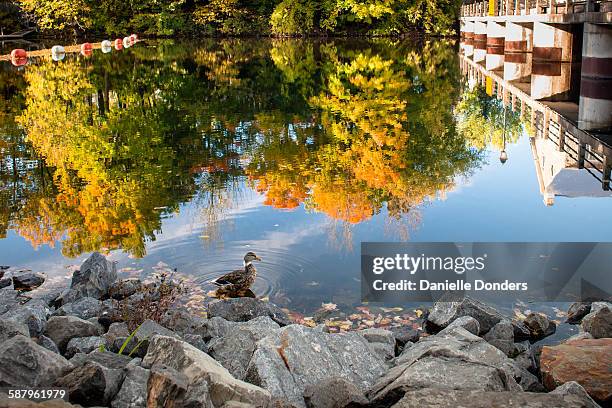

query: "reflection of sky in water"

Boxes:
[2, 129, 611, 316]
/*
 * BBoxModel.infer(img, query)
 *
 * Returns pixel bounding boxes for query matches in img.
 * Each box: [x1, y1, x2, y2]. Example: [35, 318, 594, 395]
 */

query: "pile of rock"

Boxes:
[0, 252, 609, 407]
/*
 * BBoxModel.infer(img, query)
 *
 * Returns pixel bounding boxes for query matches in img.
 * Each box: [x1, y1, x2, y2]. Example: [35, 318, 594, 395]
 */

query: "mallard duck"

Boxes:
[211, 252, 262, 296]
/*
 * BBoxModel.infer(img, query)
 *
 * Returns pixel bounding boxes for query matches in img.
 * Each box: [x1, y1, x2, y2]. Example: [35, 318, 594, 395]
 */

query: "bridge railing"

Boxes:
[461, 0, 610, 16]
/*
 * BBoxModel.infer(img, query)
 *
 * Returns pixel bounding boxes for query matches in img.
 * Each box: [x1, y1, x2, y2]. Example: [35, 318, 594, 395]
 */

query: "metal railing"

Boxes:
[461, 0, 610, 16]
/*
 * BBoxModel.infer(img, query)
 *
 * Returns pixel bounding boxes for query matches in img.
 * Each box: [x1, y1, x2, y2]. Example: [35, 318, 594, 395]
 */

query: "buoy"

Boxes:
[130, 34, 137, 43]
[10, 49, 27, 67]
[122, 37, 131, 48]
[51, 45, 65, 61]
[114, 39, 123, 50]
[81, 42, 93, 57]
[101, 40, 112, 54]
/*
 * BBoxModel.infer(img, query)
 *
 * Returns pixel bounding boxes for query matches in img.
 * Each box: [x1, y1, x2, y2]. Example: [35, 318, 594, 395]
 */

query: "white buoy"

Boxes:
[123, 36, 131, 48]
[51, 45, 65, 61]
[101, 40, 112, 53]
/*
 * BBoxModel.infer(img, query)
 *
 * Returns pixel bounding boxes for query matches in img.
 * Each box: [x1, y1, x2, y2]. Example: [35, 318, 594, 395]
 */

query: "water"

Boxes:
[0, 39, 610, 336]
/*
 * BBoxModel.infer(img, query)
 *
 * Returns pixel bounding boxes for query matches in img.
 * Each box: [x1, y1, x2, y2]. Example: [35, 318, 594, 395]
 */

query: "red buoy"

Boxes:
[81, 42, 93, 57]
[114, 39, 123, 50]
[10, 49, 27, 67]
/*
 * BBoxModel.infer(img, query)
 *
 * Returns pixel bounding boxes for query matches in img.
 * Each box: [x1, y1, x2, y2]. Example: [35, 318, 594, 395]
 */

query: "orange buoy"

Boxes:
[81, 42, 93, 57]
[114, 38, 123, 50]
[10, 49, 28, 66]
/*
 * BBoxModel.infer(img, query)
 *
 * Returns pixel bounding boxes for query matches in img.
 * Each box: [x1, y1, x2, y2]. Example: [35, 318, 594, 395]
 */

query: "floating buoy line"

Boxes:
[3, 34, 139, 67]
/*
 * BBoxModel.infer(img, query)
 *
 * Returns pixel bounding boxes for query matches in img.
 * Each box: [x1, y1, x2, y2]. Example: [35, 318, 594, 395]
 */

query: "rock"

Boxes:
[102, 322, 131, 353]
[0, 319, 29, 344]
[55, 360, 124, 406]
[142, 335, 271, 407]
[70, 252, 117, 300]
[369, 327, 526, 406]
[70, 350, 133, 370]
[565, 332, 594, 342]
[0, 335, 73, 386]
[389, 326, 419, 345]
[426, 295, 504, 335]
[541, 338, 611, 403]
[108, 278, 142, 300]
[303, 377, 368, 408]
[208, 298, 292, 326]
[245, 324, 386, 407]
[2, 300, 49, 337]
[160, 307, 207, 335]
[512, 342, 537, 374]
[439, 316, 480, 336]
[127, 319, 180, 358]
[580, 302, 612, 339]
[483, 320, 517, 357]
[183, 334, 207, 352]
[0, 287, 20, 315]
[567, 302, 592, 324]
[35, 335, 61, 354]
[146, 364, 214, 407]
[0, 277, 12, 289]
[390, 388, 597, 407]
[53, 297, 102, 320]
[12, 272, 45, 291]
[111, 362, 150, 408]
[44, 316, 103, 353]
[65, 336, 106, 358]
[523, 312, 556, 339]
[551, 381, 602, 408]
[511, 320, 532, 341]
[360, 328, 395, 361]
[207, 316, 280, 379]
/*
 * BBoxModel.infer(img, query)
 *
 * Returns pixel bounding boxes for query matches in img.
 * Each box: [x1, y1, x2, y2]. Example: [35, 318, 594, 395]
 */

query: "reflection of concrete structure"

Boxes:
[486, 21, 506, 70]
[474, 21, 488, 62]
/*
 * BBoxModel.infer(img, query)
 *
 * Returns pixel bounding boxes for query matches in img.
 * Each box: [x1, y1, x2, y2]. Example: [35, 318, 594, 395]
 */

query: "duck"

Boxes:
[211, 252, 262, 297]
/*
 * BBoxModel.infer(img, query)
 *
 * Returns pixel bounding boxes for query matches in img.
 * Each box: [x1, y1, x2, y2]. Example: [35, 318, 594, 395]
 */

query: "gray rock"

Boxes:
[147, 363, 213, 408]
[160, 307, 208, 335]
[127, 319, 180, 358]
[182, 334, 208, 352]
[111, 362, 150, 408]
[369, 327, 527, 406]
[36, 335, 61, 354]
[0, 287, 19, 315]
[12, 272, 45, 291]
[303, 377, 368, 408]
[142, 335, 271, 406]
[512, 342, 537, 373]
[103, 322, 131, 353]
[2, 300, 50, 336]
[65, 336, 106, 358]
[389, 326, 419, 347]
[580, 302, 612, 339]
[207, 316, 280, 379]
[70, 252, 117, 300]
[483, 320, 517, 357]
[426, 295, 504, 335]
[550, 381, 602, 408]
[0, 335, 73, 386]
[108, 278, 142, 300]
[245, 324, 386, 407]
[567, 302, 592, 324]
[44, 316, 103, 353]
[523, 312, 556, 339]
[565, 332, 594, 342]
[360, 328, 395, 361]
[439, 316, 480, 336]
[0, 319, 29, 343]
[511, 320, 532, 341]
[390, 388, 597, 407]
[208, 298, 292, 326]
[53, 297, 102, 320]
[0, 277, 11, 289]
[70, 350, 133, 370]
[55, 360, 124, 406]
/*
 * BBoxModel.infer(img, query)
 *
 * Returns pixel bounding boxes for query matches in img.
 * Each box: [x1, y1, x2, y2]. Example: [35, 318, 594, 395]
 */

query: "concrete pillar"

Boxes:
[486, 21, 505, 70]
[531, 23, 573, 100]
[504, 22, 533, 81]
[474, 21, 488, 62]
[463, 20, 475, 57]
[578, 23, 612, 131]
[533, 22, 573, 62]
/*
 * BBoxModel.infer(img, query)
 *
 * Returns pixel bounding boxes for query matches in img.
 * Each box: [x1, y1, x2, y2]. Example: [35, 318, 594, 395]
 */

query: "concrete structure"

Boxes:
[486, 20, 506, 70]
[475, 21, 488, 62]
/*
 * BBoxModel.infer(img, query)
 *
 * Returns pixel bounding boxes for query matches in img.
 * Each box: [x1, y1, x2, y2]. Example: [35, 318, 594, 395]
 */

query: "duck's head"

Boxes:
[243, 251, 262, 266]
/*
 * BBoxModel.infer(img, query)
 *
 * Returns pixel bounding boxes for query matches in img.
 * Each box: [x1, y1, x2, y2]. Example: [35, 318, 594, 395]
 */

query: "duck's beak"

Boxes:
[256, 256, 262, 261]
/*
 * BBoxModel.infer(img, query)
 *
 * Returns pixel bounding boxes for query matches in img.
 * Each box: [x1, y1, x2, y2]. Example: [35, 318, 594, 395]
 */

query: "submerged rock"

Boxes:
[0, 335, 73, 387]
[12, 272, 45, 291]
[208, 297, 292, 326]
[540, 338, 611, 403]
[244, 324, 386, 407]
[426, 295, 504, 335]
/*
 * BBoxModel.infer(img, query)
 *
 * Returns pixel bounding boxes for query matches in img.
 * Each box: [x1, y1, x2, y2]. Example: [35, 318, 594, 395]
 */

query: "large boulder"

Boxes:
[244, 324, 387, 407]
[44, 316, 103, 353]
[111, 361, 150, 408]
[483, 320, 519, 357]
[439, 316, 480, 336]
[580, 302, 612, 339]
[523, 312, 556, 339]
[161, 307, 208, 335]
[69, 350, 133, 370]
[102, 322, 131, 353]
[567, 302, 592, 324]
[55, 360, 124, 406]
[360, 328, 396, 361]
[425, 296, 504, 335]
[390, 388, 598, 408]
[69, 252, 117, 300]
[208, 298, 292, 326]
[550, 381, 602, 408]
[147, 363, 214, 408]
[123, 319, 180, 358]
[0, 319, 29, 344]
[0, 335, 73, 387]
[2, 300, 50, 337]
[368, 327, 531, 407]
[12, 272, 45, 291]
[207, 316, 280, 379]
[303, 377, 368, 408]
[142, 335, 271, 407]
[540, 338, 611, 403]
[52, 297, 102, 320]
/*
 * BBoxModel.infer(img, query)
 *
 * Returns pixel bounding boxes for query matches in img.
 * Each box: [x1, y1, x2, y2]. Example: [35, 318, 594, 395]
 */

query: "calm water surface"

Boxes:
[1, 39, 610, 332]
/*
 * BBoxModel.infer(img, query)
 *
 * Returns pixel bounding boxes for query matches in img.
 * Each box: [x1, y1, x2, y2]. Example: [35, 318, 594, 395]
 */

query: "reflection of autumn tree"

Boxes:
[456, 85, 523, 151]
